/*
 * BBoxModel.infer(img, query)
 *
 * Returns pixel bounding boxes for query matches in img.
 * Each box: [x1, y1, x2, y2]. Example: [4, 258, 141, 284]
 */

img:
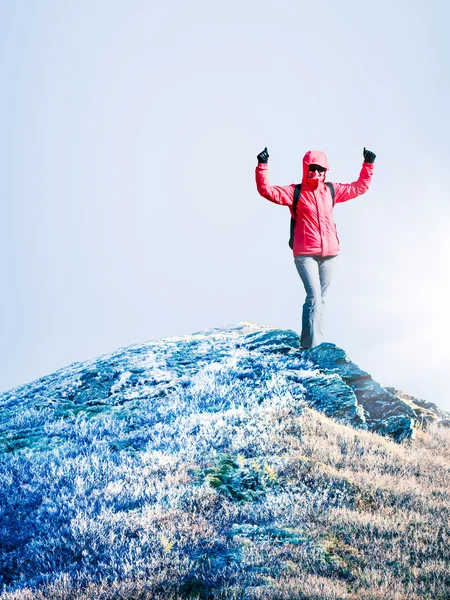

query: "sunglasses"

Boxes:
[308, 164, 326, 173]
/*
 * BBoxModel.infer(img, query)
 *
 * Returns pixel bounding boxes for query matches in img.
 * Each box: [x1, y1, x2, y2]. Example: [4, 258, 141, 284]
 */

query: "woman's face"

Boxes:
[307, 164, 326, 182]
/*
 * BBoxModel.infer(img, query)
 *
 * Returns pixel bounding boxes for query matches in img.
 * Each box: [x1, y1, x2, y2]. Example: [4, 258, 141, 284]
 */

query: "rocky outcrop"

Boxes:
[240, 327, 419, 441]
[385, 386, 450, 429]
[303, 344, 421, 441]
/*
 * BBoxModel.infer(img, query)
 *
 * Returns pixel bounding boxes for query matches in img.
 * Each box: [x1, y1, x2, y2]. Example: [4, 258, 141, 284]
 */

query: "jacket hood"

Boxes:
[302, 150, 329, 188]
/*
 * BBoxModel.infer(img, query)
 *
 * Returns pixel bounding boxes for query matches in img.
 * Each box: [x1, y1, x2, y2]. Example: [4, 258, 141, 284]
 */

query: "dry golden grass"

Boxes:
[2, 407, 449, 599]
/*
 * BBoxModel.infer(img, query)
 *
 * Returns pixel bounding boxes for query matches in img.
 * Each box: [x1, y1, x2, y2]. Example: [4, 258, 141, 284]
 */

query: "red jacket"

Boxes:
[255, 151, 374, 257]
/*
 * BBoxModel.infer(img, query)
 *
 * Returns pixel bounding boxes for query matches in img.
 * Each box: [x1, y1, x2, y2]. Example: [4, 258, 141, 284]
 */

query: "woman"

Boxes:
[255, 147, 376, 348]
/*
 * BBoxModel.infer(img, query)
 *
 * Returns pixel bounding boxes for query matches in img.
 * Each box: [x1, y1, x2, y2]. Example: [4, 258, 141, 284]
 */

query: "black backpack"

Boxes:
[288, 182, 336, 249]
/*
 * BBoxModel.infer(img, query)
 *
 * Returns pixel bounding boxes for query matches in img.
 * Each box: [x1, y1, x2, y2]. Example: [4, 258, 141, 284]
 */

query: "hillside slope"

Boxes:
[1, 323, 449, 599]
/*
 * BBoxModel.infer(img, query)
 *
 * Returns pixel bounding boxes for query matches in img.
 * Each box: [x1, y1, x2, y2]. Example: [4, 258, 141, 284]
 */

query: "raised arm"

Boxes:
[333, 148, 376, 204]
[255, 147, 295, 207]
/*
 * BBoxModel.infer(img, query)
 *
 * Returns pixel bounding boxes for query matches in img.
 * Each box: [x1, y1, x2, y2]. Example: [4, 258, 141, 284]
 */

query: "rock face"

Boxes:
[239, 326, 444, 442]
[301, 344, 418, 441]
[385, 386, 450, 428]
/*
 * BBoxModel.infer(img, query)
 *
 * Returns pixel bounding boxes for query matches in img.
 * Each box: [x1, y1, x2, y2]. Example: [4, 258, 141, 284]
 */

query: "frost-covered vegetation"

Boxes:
[0, 323, 449, 599]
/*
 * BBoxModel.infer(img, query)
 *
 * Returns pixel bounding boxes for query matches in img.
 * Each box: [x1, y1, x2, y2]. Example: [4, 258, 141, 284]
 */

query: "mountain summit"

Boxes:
[1, 323, 449, 599]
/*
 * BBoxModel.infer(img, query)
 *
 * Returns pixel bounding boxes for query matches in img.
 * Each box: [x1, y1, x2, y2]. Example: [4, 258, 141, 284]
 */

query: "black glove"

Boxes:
[257, 147, 269, 164]
[363, 147, 376, 164]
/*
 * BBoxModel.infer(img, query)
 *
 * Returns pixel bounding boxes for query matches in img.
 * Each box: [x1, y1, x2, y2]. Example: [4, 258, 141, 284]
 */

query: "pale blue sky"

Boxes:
[1, 0, 450, 409]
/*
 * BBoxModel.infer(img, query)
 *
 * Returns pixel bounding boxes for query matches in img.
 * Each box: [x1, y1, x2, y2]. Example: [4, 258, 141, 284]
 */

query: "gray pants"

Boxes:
[294, 255, 338, 348]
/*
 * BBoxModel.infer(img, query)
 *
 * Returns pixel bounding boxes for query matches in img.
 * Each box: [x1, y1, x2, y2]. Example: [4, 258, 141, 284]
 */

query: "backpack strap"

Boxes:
[326, 181, 336, 205]
[288, 184, 302, 249]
